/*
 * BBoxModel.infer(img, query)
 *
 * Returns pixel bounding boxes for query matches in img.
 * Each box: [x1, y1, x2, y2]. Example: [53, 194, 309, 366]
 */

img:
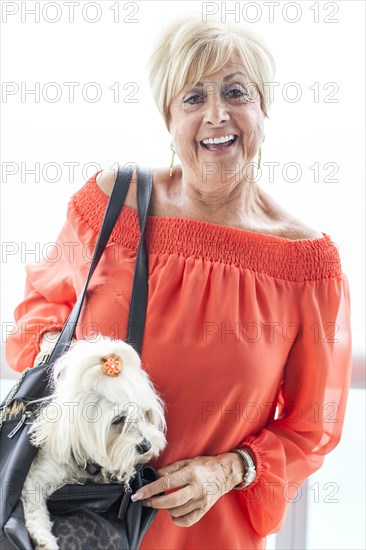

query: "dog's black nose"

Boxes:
[136, 438, 152, 454]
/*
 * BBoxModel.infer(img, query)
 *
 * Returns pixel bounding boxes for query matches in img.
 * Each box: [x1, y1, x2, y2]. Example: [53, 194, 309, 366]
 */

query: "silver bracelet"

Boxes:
[231, 448, 256, 490]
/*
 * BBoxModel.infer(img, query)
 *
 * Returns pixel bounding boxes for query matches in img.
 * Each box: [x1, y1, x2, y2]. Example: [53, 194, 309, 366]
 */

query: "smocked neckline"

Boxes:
[124, 203, 328, 243]
[71, 174, 342, 281]
[93, 170, 327, 244]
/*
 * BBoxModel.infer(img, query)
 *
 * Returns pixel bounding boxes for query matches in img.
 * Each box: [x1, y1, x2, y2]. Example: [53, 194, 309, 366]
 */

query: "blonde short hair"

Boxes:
[147, 13, 276, 131]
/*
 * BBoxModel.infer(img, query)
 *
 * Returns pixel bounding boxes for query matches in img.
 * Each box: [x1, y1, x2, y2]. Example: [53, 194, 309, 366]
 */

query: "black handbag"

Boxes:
[0, 164, 159, 550]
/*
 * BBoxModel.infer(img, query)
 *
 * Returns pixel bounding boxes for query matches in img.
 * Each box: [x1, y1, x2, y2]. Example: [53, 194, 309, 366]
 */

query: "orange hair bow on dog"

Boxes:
[100, 354, 123, 377]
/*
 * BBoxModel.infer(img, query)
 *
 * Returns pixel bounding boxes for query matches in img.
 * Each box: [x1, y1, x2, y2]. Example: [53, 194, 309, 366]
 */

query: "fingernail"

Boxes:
[131, 492, 143, 502]
[141, 500, 151, 507]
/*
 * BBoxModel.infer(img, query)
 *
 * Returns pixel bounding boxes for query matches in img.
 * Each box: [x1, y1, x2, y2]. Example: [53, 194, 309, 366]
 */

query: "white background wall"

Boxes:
[1, 1, 364, 348]
[1, 1, 365, 548]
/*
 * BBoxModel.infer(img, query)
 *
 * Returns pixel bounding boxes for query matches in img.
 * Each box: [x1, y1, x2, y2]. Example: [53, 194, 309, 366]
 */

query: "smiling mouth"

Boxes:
[200, 135, 238, 151]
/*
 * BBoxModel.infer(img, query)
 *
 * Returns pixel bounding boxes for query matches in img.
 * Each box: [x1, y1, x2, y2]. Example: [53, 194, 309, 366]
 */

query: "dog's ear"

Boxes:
[145, 397, 167, 433]
[29, 401, 73, 464]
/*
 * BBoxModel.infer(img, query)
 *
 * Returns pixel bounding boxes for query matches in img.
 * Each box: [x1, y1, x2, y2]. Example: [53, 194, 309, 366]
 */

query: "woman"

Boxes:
[6, 14, 352, 550]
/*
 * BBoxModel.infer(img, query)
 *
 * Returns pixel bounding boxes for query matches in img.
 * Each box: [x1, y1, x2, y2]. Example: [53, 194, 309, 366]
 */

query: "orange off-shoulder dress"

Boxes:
[6, 171, 352, 550]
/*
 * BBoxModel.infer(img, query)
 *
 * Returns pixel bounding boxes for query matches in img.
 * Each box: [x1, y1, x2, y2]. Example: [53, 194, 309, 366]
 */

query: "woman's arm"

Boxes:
[234, 271, 352, 536]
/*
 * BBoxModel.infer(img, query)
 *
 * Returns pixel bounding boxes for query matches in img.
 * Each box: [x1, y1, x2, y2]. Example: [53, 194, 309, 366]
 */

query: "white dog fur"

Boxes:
[21, 336, 167, 550]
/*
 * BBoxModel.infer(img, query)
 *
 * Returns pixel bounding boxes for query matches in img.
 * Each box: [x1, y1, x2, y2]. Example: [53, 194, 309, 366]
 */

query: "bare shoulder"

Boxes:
[262, 193, 323, 241]
[95, 165, 138, 210]
[94, 165, 169, 213]
[280, 222, 324, 241]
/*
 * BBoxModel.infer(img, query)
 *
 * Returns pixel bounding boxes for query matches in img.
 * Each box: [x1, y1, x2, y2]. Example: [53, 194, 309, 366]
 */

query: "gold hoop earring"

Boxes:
[258, 146, 262, 170]
[169, 143, 175, 177]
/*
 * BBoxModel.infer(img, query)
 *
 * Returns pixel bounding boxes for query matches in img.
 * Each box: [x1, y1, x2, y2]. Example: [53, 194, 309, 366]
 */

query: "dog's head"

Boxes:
[30, 336, 167, 484]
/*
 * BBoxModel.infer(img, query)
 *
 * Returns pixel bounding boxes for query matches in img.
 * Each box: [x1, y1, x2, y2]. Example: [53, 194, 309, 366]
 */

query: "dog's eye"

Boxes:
[112, 416, 125, 425]
[145, 410, 153, 422]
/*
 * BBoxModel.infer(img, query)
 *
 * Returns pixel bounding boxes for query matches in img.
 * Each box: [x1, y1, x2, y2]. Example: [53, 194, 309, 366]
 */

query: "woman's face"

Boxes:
[168, 56, 264, 179]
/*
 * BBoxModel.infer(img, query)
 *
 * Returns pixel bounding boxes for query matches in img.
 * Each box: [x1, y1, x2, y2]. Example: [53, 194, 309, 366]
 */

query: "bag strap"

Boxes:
[125, 166, 152, 354]
[47, 164, 152, 363]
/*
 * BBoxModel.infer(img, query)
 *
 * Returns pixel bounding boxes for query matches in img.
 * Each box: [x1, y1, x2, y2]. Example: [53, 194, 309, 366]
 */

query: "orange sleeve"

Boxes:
[5, 194, 88, 373]
[236, 272, 352, 537]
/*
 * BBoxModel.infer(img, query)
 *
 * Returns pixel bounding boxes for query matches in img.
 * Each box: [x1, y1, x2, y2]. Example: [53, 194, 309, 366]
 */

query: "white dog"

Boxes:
[21, 336, 167, 550]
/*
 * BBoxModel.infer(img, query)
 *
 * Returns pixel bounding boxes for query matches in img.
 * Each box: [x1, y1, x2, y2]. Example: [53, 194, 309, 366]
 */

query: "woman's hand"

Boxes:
[131, 453, 245, 527]
[33, 331, 61, 367]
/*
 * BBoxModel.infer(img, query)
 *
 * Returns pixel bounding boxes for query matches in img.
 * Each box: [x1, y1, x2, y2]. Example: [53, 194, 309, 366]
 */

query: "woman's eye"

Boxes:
[226, 86, 248, 100]
[112, 416, 125, 425]
[183, 93, 204, 105]
[182, 84, 248, 106]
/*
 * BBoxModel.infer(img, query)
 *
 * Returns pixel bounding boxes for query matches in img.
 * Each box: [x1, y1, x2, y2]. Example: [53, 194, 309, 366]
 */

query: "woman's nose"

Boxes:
[136, 438, 152, 454]
[203, 96, 230, 125]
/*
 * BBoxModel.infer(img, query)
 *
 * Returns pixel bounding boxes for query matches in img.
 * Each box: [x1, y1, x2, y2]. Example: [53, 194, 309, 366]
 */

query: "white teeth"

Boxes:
[202, 134, 235, 145]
